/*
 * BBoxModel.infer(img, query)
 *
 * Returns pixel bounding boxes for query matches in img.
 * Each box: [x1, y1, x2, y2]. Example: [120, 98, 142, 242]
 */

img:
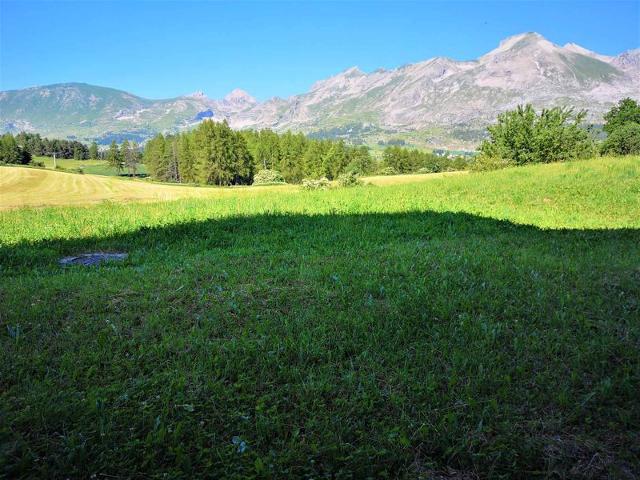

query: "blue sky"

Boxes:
[1, 1, 638, 100]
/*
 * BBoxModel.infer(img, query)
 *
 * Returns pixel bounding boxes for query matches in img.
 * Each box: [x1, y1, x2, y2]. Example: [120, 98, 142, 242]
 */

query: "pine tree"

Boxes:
[120, 140, 131, 174]
[0, 134, 26, 164]
[167, 136, 180, 182]
[176, 134, 195, 183]
[233, 131, 254, 184]
[144, 134, 168, 180]
[131, 141, 141, 176]
[89, 141, 99, 160]
[346, 146, 373, 174]
[106, 141, 122, 173]
[301, 140, 324, 178]
[279, 131, 307, 182]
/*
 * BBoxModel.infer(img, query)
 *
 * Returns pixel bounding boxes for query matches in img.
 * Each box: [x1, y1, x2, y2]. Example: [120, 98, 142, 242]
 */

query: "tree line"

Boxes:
[1, 124, 465, 181]
[143, 120, 375, 185]
[143, 120, 470, 185]
[3, 97, 636, 174]
[382, 146, 468, 174]
[7, 132, 100, 160]
[0, 132, 105, 163]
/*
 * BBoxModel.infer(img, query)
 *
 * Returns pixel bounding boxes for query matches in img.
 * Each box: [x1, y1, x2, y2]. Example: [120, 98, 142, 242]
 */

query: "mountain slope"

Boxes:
[238, 32, 637, 133]
[0, 83, 257, 143]
[1, 32, 638, 147]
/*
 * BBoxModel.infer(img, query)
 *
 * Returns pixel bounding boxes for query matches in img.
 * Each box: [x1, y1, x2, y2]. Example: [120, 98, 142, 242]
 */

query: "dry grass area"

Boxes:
[0, 166, 461, 210]
[0, 166, 294, 210]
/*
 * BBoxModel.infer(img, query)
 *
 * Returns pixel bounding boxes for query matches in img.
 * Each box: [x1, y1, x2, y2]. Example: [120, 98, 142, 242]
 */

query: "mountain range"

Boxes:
[1, 32, 638, 149]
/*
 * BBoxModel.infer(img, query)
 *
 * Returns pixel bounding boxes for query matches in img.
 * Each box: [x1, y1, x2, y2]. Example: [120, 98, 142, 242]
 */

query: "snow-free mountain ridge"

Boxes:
[1, 32, 638, 147]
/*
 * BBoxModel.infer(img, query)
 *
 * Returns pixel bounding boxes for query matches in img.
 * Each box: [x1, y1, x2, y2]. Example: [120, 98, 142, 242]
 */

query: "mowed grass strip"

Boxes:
[0, 166, 296, 210]
[1, 156, 639, 478]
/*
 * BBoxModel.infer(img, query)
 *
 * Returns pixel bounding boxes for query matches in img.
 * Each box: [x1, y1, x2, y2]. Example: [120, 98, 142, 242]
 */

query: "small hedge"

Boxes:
[336, 172, 363, 187]
[253, 169, 286, 185]
[301, 177, 330, 190]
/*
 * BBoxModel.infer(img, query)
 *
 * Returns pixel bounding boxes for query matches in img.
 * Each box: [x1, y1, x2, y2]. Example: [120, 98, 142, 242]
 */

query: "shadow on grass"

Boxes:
[1, 210, 639, 478]
[2, 209, 639, 271]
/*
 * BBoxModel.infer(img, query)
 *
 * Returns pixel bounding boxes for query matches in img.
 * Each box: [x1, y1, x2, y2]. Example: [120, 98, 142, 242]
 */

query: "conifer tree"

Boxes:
[89, 141, 99, 160]
[106, 140, 122, 173]
[177, 134, 197, 183]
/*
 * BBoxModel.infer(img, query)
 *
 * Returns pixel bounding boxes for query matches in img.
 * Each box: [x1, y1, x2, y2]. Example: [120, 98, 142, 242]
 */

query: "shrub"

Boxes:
[416, 167, 434, 174]
[377, 167, 397, 176]
[600, 122, 640, 155]
[603, 98, 640, 135]
[301, 177, 330, 190]
[478, 104, 595, 167]
[31, 160, 45, 168]
[336, 171, 363, 187]
[252, 169, 285, 185]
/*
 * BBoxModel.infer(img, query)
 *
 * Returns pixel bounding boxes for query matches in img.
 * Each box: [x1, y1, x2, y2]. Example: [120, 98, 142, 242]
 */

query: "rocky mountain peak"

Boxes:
[341, 66, 365, 77]
[187, 90, 208, 98]
[612, 49, 640, 73]
[223, 89, 257, 105]
[482, 31, 558, 61]
[2, 32, 638, 147]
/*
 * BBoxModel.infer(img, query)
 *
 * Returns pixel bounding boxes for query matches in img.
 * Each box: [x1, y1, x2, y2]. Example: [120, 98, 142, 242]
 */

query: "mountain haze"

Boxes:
[1, 32, 638, 148]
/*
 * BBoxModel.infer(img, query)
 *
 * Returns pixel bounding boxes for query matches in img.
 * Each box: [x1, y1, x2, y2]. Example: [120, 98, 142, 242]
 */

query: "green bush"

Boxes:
[600, 123, 640, 155]
[31, 160, 45, 168]
[603, 98, 640, 135]
[252, 169, 286, 185]
[600, 99, 640, 156]
[478, 104, 595, 167]
[301, 177, 330, 190]
[336, 171, 363, 187]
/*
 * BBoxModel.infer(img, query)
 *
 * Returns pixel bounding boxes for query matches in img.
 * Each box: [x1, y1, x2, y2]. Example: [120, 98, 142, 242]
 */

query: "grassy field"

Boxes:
[33, 156, 148, 176]
[1, 156, 639, 478]
[0, 165, 458, 210]
[0, 166, 297, 210]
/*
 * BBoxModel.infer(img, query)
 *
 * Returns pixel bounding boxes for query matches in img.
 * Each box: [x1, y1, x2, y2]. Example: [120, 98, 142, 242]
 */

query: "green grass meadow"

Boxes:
[1, 157, 639, 478]
[35, 156, 148, 176]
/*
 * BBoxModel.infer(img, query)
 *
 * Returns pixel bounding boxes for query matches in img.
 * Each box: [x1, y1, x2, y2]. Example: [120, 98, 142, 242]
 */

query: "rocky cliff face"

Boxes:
[2, 32, 638, 147]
